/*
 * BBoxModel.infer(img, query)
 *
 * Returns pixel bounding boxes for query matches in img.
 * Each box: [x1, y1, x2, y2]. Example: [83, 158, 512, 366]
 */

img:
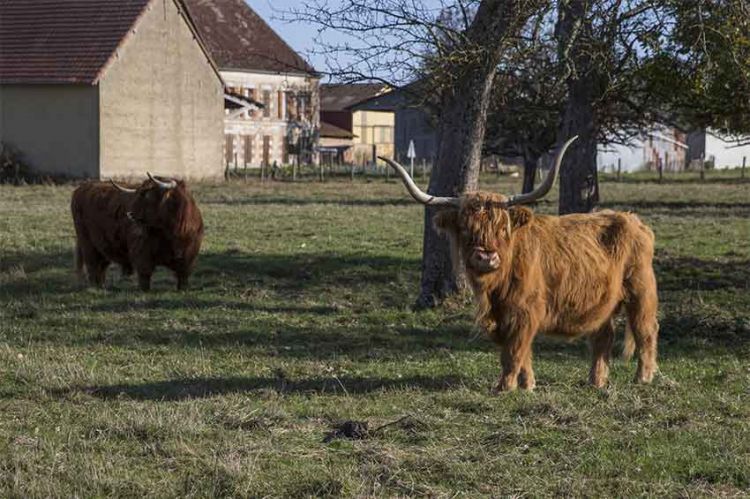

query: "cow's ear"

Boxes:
[508, 206, 533, 229]
[433, 208, 459, 236]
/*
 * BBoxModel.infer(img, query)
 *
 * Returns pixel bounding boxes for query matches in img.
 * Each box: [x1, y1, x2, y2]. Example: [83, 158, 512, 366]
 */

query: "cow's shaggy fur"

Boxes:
[434, 192, 659, 391]
[71, 179, 203, 291]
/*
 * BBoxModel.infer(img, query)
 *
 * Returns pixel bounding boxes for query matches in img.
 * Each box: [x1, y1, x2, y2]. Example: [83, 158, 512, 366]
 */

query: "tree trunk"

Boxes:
[522, 152, 540, 194]
[417, 71, 495, 308]
[557, 97, 599, 214]
[416, 0, 529, 308]
[556, 0, 600, 215]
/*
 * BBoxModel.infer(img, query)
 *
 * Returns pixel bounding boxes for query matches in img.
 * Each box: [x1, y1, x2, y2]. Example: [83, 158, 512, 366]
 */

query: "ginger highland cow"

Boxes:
[381, 137, 659, 391]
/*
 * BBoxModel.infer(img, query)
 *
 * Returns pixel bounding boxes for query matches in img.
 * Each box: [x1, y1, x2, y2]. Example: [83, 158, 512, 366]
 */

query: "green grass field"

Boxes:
[1, 172, 748, 497]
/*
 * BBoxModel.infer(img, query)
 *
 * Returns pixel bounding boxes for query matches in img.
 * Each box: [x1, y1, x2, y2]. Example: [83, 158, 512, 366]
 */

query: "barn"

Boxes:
[0, 0, 225, 180]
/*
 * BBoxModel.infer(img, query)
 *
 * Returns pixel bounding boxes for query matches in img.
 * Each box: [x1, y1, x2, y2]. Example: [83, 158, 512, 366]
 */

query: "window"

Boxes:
[278, 91, 284, 120]
[244, 136, 253, 165]
[263, 136, 271, 166]
[225, 135, 234, 165]
[286, 92, 297, 120]
[263, 90, 271, 118]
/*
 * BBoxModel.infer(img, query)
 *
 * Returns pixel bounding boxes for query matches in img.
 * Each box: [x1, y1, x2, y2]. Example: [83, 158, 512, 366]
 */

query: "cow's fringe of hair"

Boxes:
[171, 188, 201, 239]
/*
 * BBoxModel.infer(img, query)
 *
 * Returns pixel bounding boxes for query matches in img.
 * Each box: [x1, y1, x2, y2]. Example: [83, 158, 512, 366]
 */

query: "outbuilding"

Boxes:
[0, 0, 225, 180]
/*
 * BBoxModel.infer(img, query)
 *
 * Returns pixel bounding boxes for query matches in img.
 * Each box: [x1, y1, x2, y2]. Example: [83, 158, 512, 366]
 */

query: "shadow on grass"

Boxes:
[72, 374, 466, 401]
[601, 202, 750, 219]
[656, 255, 750, 291]
[0, 248, 420, 298]
[3, 248, 748, 358]
[201, 195, 415, 207]
[599, 175, 750, 185]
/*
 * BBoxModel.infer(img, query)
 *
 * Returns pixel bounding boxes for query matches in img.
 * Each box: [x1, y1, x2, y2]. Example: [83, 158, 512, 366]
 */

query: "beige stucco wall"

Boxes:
[0, 85, 99, 178]
[99, 0, 224, 180]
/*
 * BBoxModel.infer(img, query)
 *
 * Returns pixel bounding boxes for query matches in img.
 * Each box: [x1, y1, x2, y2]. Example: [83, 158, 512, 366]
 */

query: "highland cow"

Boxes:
[71, 173, 203, 291]
[381, 137, 659, 391]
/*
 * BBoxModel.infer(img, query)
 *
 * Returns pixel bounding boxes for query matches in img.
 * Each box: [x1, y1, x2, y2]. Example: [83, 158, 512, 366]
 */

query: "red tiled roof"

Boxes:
[183, 0, 316, 76]
[0, 0, 152, 84]
[320, 83, 391, 111]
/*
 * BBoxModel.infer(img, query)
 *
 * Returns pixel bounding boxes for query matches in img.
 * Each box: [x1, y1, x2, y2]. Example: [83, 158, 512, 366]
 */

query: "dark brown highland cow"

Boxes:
[71, 174, 203, 291]
[381, 137, 659, 391]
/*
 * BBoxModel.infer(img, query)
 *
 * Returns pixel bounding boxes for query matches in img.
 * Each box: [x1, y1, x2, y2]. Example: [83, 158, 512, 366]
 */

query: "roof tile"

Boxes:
[0, 0, 152, 84]
[183, 0, 315, 75]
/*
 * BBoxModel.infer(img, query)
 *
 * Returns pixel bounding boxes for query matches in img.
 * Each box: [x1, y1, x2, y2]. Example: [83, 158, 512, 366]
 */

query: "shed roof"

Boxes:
[320, 83, 391, 111]
[183, 0, 316, 76]
[0, 0, 153, 84]
[320, 121, 355, 139]
[0, 0, 220, 85]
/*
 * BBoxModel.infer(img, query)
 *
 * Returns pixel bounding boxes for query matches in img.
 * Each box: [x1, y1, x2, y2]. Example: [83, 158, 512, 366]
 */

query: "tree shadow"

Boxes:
[655, 255, 750, 291]
[197, 251, 419, 293]
[2, 248, 748, 359]
[64, 374, 467, 401]
[601, 201, 750, 218]
[201, 196, 415, 207]
[600, 176, 750, 185]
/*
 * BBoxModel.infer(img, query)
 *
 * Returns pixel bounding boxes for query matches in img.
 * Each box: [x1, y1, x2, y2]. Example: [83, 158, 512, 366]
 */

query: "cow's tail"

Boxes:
[623, 318, 636, 361]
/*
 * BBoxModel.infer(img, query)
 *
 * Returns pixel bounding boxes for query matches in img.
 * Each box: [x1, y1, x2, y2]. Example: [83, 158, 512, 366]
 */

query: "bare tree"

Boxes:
[287, 0, 544, 307]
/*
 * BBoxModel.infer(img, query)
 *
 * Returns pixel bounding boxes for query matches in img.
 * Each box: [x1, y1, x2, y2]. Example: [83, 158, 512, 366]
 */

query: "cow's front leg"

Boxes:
[175, 271, 189, 291]
[518, 353, 536, 391]
[492, 328, 536, 393]
[588, 320, 615, 388]
[134, 261, 155, 292]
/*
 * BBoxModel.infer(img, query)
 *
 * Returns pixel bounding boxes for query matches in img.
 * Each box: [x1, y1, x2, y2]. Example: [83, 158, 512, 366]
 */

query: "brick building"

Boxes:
[185, 0, 320, 168]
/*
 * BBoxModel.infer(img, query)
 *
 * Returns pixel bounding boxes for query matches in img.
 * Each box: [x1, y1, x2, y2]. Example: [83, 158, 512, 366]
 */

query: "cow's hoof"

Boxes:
[518, 372, 536, 391]
[490, 378, 517, 394]
[588, 375, 609, 389]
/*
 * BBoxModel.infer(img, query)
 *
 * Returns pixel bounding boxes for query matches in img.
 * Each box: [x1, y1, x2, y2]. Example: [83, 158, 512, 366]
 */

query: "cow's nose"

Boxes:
[472, 248, 500, 268]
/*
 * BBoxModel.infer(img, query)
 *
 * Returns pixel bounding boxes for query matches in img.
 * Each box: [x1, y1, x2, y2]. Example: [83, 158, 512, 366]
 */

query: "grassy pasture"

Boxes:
[0, 172, 748, 497]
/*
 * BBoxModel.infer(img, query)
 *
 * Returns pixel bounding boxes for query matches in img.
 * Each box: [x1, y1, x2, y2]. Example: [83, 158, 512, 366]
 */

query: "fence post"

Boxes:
[260, 161, 265, 182]
[742, 156, 746, 179]
[617, 158, 621, 182]
[700, 153, 705, 182]
[319, 160, 324, 182]
[658, 157, 663, 183]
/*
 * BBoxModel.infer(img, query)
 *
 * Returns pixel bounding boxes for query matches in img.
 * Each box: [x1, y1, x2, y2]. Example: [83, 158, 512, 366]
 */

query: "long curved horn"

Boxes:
[147, 172, 177, 189]
[505, 135, 579, 207]
[110, 179, 136, 193]
[378, 157, 460, 207]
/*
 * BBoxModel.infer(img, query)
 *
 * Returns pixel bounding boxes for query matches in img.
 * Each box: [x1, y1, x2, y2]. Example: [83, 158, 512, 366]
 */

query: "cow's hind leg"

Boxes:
[625, 263, 659, 384]
[80, 245, 108, 288]
[588, 319, 615, 388]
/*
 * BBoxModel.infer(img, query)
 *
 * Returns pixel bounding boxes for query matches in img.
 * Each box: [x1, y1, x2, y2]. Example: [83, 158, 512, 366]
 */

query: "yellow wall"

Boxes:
[351, 110, 394, 162]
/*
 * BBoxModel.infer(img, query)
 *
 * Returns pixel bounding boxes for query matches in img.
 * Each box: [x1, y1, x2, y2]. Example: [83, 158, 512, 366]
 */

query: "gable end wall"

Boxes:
[99, 0, 224, 180]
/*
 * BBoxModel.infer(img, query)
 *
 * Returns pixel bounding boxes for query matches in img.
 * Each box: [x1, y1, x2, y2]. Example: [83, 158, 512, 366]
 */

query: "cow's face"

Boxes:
[128, 178, 186, 229]
[435, 193, 532, 276]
